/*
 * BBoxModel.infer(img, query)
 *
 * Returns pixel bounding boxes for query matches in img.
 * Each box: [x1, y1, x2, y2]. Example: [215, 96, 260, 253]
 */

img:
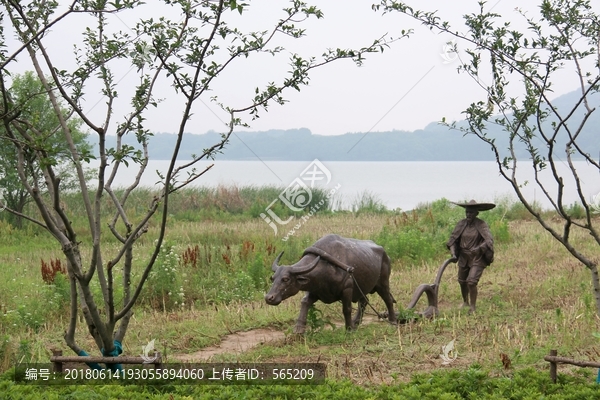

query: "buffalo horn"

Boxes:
[271, 251, 284, 272]
[290, 255, 321, 275]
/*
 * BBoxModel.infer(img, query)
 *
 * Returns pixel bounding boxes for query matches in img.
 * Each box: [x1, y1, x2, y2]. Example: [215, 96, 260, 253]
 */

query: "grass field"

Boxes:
[0, 189, 599, 398]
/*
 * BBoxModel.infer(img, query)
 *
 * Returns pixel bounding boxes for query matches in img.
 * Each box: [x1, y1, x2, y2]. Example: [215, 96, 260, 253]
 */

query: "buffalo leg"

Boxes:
[295, 293, 318, 334]
[376, 254, 397, 324]
[375, 286, 397, 324]
[341, 288, 355, 330]
[352, 297, 368, 328]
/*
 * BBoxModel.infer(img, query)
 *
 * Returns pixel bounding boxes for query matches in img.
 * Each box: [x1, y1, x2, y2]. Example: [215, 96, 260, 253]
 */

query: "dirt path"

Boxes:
[171, 328, 285, 362]
[171, 315, 384, 362]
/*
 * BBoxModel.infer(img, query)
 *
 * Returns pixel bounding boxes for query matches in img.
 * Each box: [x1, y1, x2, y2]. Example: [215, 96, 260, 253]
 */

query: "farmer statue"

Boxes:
[446, 200, 495, 314]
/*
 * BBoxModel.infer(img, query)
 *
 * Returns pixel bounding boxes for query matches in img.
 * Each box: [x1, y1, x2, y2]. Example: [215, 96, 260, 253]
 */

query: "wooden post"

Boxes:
[49, 350, 164, 371]
[52, 350, 63, 373]
[549, 349, 557, 383]
[153, 352, 162, 370]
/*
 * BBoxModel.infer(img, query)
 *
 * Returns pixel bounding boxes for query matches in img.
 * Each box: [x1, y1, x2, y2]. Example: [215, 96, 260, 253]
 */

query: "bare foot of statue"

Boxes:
[468, 307, 476, 315]
[460, 302, 470, 309]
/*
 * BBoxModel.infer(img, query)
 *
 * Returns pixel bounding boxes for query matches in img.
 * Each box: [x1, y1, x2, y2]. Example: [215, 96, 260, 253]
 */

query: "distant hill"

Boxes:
[99, 88, 599, 161]
[100, 127, 496, 161]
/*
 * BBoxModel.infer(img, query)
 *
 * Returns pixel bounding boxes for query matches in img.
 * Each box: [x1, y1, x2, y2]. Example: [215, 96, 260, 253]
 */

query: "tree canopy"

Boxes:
[0, 0, 397, 360]
[377, 0, 600, 313]
[0, 71, 92, 227]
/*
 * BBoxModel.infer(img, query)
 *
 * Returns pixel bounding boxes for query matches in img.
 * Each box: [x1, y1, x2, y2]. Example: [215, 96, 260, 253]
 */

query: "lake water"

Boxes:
[97, 160, 600, 211]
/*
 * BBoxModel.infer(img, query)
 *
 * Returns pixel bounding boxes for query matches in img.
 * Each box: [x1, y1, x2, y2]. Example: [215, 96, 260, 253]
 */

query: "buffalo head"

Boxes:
[264, 251, 320, 305]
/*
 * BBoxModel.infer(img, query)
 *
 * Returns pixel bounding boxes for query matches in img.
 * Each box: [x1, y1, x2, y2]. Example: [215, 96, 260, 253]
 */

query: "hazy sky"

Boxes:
[6, 0, 588, 136]
[193, 0, 585, 136]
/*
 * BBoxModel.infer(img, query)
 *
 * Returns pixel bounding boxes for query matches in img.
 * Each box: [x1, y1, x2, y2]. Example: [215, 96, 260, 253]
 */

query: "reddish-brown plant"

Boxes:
[181, 245, 200, 268]
[41, 258, 67, 284]
[240, 240, 255, 261]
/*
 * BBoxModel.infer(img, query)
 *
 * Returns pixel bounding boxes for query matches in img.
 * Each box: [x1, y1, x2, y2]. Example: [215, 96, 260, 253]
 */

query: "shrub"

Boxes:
[351, 190, 388, 214]
[15, 305, 44, 331]
[375, 199, 460, 265]
[489, 219, 511, 244]
[143, 241, 184, 310]
[46, 272, 71, 311]
[247, 252, 269, 291]
[378, 225, 442, 263]
[377, 198, 516, 265]
[215, 271, 256, 304]
[565, 202, 586, 219]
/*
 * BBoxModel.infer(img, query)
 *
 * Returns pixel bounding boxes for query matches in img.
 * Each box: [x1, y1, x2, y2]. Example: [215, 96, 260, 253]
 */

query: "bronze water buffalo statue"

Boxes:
[265, 234, 397, 333]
